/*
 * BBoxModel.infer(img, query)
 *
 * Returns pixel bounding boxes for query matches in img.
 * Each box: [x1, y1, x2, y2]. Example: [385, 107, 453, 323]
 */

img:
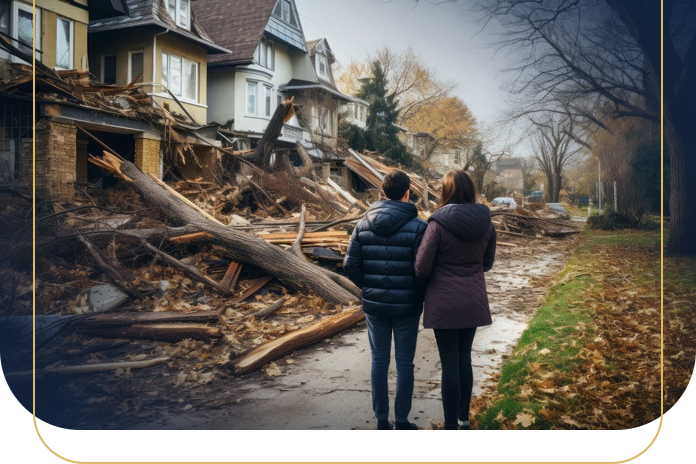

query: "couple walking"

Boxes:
[343, 169, 497, 430]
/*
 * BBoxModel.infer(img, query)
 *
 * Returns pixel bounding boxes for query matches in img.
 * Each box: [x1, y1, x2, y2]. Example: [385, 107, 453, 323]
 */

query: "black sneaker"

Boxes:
[377, 419, 393, 430]
[395, 420, 419, 430]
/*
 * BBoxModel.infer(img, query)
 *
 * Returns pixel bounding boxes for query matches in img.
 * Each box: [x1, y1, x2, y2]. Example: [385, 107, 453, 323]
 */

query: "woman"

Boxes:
[415, 169, 496, 430]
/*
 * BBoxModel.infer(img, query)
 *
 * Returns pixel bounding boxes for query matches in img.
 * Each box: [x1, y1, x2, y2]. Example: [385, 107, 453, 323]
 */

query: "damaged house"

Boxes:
[195, 1, 360, 189]
[0, 0, 230, 200]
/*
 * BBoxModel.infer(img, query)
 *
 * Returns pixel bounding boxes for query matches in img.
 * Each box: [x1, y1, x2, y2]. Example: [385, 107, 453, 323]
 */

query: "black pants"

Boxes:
[433, 328, 477, 430]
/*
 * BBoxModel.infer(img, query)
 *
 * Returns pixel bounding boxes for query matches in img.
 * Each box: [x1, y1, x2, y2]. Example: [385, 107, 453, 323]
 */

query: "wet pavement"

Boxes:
[133, 238, 572, 430]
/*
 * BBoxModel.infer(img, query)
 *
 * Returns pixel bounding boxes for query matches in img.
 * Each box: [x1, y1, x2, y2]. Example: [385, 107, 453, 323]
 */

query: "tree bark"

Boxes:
[251, 99, 296, 167]
[665, 116, 696, 255]
[78, 323, 222, 343]
[231, 308, 365, 375]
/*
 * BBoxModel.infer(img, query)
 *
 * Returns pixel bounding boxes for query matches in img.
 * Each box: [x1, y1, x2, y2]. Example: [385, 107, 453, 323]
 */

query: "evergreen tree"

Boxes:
[349, 61, 413, 166]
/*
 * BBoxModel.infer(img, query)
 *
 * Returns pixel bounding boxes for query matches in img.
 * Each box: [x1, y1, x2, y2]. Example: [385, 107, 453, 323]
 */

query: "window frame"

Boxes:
[263, 84, 273, 118]
[166, 0, 191, 31]
[55, 16, 74, 70]
[128, 49, 144, 84]
[101, 53, 117, 84]
[246, 80, 258, 116]
[255, 37, 275, 70]
[316, 53, 329, 82]
[161, 50, 199, 103]
[11, 1, 41, 64]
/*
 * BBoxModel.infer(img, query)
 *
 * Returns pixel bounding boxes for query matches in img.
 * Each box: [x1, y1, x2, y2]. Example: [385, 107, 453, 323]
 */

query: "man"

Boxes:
[343, 170, 427, 430]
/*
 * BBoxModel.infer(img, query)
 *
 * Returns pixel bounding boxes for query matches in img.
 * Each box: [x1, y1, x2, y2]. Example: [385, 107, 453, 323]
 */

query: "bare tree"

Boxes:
[530, 113, 584, 202]
[439, 0, 694, 254]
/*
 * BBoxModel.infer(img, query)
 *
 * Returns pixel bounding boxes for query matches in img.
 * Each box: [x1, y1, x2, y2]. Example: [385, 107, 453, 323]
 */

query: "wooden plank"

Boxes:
[257, 231, 349, 240]
[220, 262, 243, 292]
[6, 357, 171, 381]
[79, 311, 219, 328]
[348, 149, 385, 181]
[78, 323, 222, 343]
[168, 232, 214, 244]
[232, 309, 365, 375]
[225, 276, 274, 307]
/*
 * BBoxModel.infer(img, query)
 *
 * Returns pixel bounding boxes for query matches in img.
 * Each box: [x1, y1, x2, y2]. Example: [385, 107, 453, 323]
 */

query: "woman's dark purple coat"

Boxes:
[415, 203, 497, 329]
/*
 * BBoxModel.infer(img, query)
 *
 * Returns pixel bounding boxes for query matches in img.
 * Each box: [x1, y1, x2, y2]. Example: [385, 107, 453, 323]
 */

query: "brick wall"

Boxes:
[23, 119, 77, 201]
[134, 136, 161, 178]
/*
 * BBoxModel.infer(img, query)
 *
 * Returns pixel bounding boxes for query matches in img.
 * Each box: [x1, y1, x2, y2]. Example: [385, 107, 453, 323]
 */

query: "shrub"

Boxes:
[587, 211, 659, 231]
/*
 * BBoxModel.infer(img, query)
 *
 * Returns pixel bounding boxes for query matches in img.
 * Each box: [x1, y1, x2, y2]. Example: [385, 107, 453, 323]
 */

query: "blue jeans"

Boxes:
[365, 313, 421, 423]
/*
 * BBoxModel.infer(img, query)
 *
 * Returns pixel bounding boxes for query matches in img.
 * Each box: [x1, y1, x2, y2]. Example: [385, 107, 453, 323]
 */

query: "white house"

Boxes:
[194, 0, 316, 145]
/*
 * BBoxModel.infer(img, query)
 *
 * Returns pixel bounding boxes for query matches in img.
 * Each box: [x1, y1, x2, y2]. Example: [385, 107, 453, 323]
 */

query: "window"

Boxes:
[277, 93, 283, 107]
[316, 54, 329, 81]
[129, 51, 144, 83]
[166, 0, 190, 30]
[320, 109, 334, 136]
[454, 150, 463, 165]
[281, 1, 290, 22]
[102, 55, 116, 84]
[55, 17, 73, 70]
[254, 37, 274, 70]
[3, 1, 41, 63]
[264, 85, 273, 117]
[161, 52, 198, 101]
[247, 82, 257, 115]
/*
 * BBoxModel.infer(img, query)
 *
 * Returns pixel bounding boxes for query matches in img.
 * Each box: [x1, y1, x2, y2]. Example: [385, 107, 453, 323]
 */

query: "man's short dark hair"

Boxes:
[382, 170, 411, 200]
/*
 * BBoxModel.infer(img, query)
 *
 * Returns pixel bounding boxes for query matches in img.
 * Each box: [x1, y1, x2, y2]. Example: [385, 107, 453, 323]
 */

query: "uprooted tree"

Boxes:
[87, 153, 361, 306]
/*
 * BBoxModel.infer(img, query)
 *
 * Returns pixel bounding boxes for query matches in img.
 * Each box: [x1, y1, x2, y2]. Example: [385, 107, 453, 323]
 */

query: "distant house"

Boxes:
[494, 157, 524, 193]
[400, 130, 468, 178]
[195, 0, 316, 145]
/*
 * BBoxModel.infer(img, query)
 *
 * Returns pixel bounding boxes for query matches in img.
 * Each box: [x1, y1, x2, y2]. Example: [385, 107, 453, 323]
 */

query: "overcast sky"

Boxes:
[295, 0, 518, 149]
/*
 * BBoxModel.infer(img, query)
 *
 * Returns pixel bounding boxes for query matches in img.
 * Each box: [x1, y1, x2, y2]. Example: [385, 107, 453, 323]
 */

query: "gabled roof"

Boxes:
[195, 0, 308, 67]
[89, 0, 231, 54]
[194, 0, 278, 66]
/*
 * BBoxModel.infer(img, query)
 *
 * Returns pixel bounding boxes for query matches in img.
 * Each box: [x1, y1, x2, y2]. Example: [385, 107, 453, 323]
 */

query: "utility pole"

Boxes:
[598, 160, 602, 215]
[614, 181, 617, 212]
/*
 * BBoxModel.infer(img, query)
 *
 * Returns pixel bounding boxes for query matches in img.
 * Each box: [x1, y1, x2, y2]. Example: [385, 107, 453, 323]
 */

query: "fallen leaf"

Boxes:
[513, 412, 535, 428]
[561, 415, 582, 428]
[494, 411, 506, 423]
[265, 362, 282, 377]
[539, 348, 551, 355]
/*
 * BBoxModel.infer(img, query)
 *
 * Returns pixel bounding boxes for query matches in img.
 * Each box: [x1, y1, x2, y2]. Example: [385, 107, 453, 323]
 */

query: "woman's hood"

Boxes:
[429, 203, 491, 242]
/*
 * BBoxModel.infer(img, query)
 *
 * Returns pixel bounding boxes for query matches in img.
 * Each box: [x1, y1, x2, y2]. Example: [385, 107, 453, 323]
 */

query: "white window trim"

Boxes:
[316, 53, 330, 82]
[55, 16, 74, 70]
[100, 54, 116, 84]
[161, 50, 199, 104]
[128, 49, 144, 83]
[11, 1, 41, 64]
[246, 80, 258, 116]
[263, 84, 273, 118]
[166, 0, 191, 31]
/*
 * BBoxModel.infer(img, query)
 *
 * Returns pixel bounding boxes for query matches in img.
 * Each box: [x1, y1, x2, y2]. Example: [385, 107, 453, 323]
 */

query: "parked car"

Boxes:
[546, 203, 570, 218]
[530, 191, 544, 203]
[490, 197, 518, 211]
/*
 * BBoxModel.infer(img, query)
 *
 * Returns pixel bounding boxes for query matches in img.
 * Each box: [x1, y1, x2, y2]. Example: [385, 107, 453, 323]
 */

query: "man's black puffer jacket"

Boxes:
[343, 200, 427, 318]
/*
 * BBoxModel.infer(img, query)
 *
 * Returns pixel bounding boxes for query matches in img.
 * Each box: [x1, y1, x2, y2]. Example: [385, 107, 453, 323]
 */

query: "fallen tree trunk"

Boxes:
[251, 99, 296, 167]
[6, 357, 170, 381]
[78, 323, 222, 343]
[231, 308, 365, 375]
[89, 154, 359, 305]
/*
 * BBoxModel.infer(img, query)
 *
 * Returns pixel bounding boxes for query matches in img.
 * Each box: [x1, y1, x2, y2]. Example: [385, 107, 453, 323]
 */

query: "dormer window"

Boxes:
[316, 54, 329, 81]
[167, 0, 190, 30]
[274, 0, 298, 27]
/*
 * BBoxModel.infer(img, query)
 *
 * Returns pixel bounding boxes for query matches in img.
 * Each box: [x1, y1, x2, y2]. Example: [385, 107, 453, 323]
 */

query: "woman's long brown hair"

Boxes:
[438, 169, 478, 208]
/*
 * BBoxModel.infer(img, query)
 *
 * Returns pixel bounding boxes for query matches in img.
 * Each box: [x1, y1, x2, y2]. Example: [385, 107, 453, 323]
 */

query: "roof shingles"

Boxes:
[194, 0, 279, 66]
[89, 0, 229, 54]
